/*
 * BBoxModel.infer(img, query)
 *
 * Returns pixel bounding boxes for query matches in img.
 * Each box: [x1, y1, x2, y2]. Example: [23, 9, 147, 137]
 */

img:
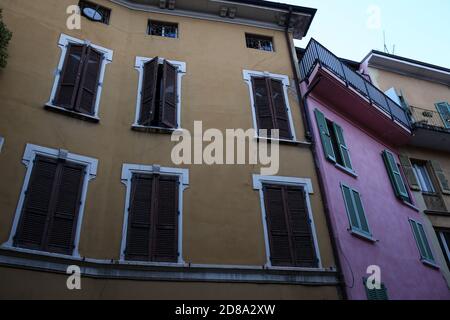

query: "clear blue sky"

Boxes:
[273, 0, 450, 68]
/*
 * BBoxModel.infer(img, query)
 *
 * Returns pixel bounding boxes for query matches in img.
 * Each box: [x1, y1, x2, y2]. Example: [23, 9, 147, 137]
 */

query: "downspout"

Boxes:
[284, 7, 348, 300]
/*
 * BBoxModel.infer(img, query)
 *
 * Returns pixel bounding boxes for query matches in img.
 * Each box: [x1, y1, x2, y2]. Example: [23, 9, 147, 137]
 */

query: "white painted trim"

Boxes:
[46, 33, 114, 118]
[243, 70, 297, 141]
[438, 231, 450, 265]
[120, 163, 189, 264]
[252, 174, 321, 269]
[3, 143, 98, 258]
[0, 136, 4, 153]
[133, 57, 186, 129]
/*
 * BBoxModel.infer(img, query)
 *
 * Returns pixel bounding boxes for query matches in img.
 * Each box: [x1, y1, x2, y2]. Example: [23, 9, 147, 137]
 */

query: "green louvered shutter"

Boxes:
[382, 150, 409, 201]
[333, 123, 353, 170]
[435, 102, 450, 129]
[341, 185, 371, 236]
[364, 278, 389, 300]
[399, 155, 420, 191]
[409, 219, 435, 263]
[314, 109, 336, 162]
[430, 160, 450, 195]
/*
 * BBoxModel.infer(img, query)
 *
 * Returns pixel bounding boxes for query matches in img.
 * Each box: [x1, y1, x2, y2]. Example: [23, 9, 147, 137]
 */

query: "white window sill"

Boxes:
[255, 136, 311, 146]
[263, 265, 330, 272]
[421, 259, 440, 270]
[348, 229, 377, 243]
[335, 163, 358, 178]
[45, 104, 100, 123]
[401, 200, 420, 212]
[1, 244, 81, 261]
[131, 124, 181, 135]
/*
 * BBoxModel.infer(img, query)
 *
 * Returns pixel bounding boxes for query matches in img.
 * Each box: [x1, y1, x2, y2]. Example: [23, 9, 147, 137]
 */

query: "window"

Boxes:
[363, 278, 389, 300]
[133, 57, 185, 130]
[253, 175, 320, 268]
[148, 20, 178, 38]
[409, 219, 435, 265]
[243, 70, 296, 141]
[382, 150, 410, 202]
[412, 162, 435, 193]
[436, 229, 450, 268]
[435, 102, 450, 129]
[0, 136, 4, 153]
[120, 164, 188, 263]
[314, 109, 353, 172]
[245, 34, 274, 52]
[47, 34, 113, 121]
[341, 184, 372, 239]
[5, 144, 98, 257]
[79, 0, 111, 25]
[430, 160, 450, 195]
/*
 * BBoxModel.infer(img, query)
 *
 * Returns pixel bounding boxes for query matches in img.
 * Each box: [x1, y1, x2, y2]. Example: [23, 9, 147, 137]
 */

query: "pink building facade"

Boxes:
[298, 39, 450, 300]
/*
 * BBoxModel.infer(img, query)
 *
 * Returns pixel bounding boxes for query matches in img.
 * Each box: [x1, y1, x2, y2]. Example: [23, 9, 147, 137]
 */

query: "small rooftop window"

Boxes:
[246, 34, 274, 52]
[148, 20, 179, 38]
[79, 0, 111, 25]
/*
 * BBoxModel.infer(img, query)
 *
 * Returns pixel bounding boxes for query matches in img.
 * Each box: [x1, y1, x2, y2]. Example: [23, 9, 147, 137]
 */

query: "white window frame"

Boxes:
[3, 143, 98, 258]
[120, 163, 189, 265]
[243, 70, 297, 142]
[0, 136, 4, 153]
[46, 33, 114, 121]
[132, 57, 186, 130]
[413, 163, 435, 193]
[252, 174, 321, 270]
[438, 231, 450, 264]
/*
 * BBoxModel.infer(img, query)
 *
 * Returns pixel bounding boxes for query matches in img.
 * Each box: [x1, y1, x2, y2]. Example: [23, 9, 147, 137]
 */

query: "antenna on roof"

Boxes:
[383, 30, 396, 55]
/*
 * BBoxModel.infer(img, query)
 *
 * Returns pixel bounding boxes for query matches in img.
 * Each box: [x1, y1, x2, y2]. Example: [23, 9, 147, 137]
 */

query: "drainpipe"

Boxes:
[284, 7, 348, 300]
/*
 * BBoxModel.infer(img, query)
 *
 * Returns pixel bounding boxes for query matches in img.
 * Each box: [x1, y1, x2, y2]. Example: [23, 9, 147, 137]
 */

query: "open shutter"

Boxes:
[382, 150, 409, 201]
[46, 161, 85, 255]
[75, 46, 102, 115]
[269, 79, 292, 140]
[314, 109, 336, 162]
[333, 123, 353, 170]
[436, 102, 450, 129]
[430, 160, 450, 195]
[139, 58, 159, 126]
[263, 184, 293, 266]
[341, 185, 359, 231]
[14, 156, 58, 250]
[54, 44, 86, 109]
[285, 186, 317, 267]
[352, 189, 370, 235]
[252, 77, 275, 134]
[160, 60, 178, 128]
[410, 220, 435, 263]
[153, 175, 179, 262]
[125, 174, 154, 261]
[399, 155, 420, 191]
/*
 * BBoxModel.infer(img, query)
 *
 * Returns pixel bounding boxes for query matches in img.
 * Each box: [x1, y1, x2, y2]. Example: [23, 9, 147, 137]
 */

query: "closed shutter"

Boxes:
[14, 156, 58, 250]
[139, 58, 159, 126]
[399, 155, 420, 191]
[54, 44, 86, 109]
[263, 184, 317, 267]
[75, 46, 103, 115]
[410, 219, 435, 263]
[160, 60, 178, 128]
[153, 175, 179, 262]
[314, 109, 336, 162]
[382, 150, 409, 201]
[252, 77, 275, 134]
[364, 278, 389, 300]
[333, 123, 352, 170]
[269, 79, 292, 140]
[341, 185, 371, 236]
[435, 102, 450, 129]
[430, 160, 450, 195]
[125, 174, 154, 261]
[14, 156, 85, 256]
[46, 161, 85, 254]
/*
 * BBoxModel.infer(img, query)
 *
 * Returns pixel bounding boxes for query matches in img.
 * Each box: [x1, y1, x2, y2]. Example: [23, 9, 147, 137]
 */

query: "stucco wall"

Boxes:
[307, 94, 450, 300]
[0, 0, 338, 297]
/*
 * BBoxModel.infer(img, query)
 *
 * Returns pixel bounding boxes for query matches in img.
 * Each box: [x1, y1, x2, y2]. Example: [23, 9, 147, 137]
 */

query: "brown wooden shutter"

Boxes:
[285, 186, 317, 267]
[75, 46, 103, 115]
[252, 77, 275, 133]
[160, 60, 178, 128]
[139, 58, 159, 126]
[54, 44, 86, 109]
[430, 160, 450, 195]
[269, 79, 292, 140]
[399, 155, 420, 191]
[152, 175, 179, 262]
[125, 174, 154, 261]
[263, 184, 293, 266]
[14, 156, 58, 250]
[45, 161, 85, 255]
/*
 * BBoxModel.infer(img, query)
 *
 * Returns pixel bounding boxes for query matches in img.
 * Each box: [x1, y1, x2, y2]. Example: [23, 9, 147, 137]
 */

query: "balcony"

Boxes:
[298, 39, 411, 145]
[409, 106, 450, 151]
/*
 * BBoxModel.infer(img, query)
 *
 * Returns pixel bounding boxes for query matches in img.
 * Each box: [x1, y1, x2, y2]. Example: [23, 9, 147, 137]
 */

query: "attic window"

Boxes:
[148, 21, 178, 38]
[79, 0, 111, 24]
[246, 34, 274, 52]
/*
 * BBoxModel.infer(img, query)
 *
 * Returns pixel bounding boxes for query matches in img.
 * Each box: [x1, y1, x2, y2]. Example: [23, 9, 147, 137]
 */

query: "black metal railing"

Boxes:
[299, 39, 411, 129]
[410, 106, 450, 131]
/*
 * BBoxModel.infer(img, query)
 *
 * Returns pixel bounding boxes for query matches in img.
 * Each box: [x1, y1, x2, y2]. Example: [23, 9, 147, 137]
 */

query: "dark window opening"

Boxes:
[327, 119, 344, 167]
[436, 229, 450, 268]
[79, 0, 111, 25]
[246, 34, 274, 52]
[148, 20, 178, 38]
